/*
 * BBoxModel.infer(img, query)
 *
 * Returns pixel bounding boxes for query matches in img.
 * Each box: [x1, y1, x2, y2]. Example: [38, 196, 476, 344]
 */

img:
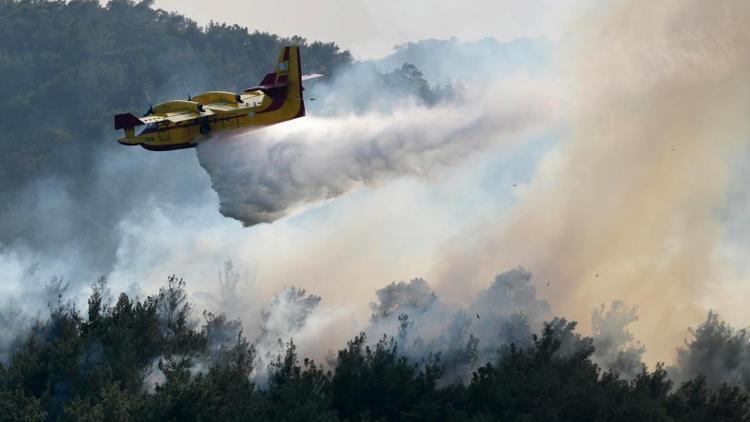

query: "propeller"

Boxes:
[143, 89, 153, 116]
[182, 80, 191, 101]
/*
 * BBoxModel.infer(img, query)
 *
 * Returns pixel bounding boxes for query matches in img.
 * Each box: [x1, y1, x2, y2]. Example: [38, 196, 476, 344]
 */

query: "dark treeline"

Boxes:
[1, 276, 749, 421]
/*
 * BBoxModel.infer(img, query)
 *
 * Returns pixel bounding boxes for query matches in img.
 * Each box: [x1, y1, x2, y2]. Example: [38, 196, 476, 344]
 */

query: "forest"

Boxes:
[2, 274, 750, 421]
[2, 1, 750, 421]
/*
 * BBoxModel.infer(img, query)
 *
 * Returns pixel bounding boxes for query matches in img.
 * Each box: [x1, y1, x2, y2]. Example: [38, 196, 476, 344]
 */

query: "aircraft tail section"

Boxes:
[114, 113, 143, 130]
[113, 46, 311, 150]
[245, 46, 305, 120]
[281, 46, 304, 118]
[114, 113, 144, 140]
[256, 46, 302, 88]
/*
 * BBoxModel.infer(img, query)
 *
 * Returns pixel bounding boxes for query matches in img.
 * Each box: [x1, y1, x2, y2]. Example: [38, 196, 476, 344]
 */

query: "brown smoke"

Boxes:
[431, 0, 750, 364]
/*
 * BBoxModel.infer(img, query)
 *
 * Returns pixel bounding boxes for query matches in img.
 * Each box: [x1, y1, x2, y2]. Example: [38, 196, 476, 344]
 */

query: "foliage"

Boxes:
[1, 277, 750, 421]
[674, 311, 750, 390]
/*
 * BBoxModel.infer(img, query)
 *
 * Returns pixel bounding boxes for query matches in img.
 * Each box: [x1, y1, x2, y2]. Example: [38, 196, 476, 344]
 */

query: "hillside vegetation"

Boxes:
[2, 276, 749, 421]
[2, 1, 750, 421]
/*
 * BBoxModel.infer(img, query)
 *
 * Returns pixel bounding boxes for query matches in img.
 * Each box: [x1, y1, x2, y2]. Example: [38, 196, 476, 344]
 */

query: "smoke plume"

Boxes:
[360, 268, 556, 381]
[591, 301, 645, 380]
[252, 287, 322, 382]
[431, 0, 750, 365]
[196, 63, 549, 226]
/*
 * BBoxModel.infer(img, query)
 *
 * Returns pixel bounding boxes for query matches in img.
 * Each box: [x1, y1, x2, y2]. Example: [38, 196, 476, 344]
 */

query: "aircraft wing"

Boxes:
[203, 93, 265, 115]
[119, 111, 214, 127]
[140, 115, 168, 124]
[203, 101, 256, 115]
[116, 92, 266, 130]
[162, 110, 215, 124]
[302, 73, 324, 81]
[203, 103, 239, 113]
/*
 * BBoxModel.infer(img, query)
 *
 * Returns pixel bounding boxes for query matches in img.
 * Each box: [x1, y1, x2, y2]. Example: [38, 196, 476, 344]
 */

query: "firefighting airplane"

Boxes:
[114, 46, 321, 151]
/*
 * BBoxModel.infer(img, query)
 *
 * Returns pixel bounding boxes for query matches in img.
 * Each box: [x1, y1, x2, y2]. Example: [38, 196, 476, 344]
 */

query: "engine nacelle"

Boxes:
[152, 100, 205, 114]
[191, 91, 243, 105]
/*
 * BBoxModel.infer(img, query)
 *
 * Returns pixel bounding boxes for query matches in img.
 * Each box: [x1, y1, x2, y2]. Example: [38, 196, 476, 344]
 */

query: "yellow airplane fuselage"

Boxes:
[115, 46, 305, 151]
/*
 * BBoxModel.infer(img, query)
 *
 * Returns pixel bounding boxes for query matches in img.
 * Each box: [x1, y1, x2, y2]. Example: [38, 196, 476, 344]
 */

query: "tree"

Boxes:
[331, 333, 442, 421]
[673, 311, 750, 390]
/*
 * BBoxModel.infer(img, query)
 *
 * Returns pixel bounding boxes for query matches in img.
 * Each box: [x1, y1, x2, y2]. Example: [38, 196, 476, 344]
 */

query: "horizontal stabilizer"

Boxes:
[114, 113, 144, 130]
[244, 81, 289, 93]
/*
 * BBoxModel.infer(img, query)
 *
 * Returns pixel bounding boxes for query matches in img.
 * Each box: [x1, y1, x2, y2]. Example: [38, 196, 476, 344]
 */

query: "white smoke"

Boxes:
[196, 72, 552, 226]
[362, 269, 552, 381]
[430, 0, 750, 366]
[591, 301, 646, 380]
[251, 287, 321, 382]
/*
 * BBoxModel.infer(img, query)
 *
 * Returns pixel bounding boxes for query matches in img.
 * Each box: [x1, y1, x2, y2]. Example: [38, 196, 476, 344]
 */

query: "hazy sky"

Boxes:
[151, 0, 596, 58]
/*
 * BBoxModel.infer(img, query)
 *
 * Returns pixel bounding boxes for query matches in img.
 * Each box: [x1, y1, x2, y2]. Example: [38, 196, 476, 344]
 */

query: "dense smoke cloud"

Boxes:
[180, 263, 640, 386]
[369, 278, 436, 323]
[254, 288, 321, 363]
[244, 267, 643, 383]
[591, 301, 645, 380]
[196, 46, 551, 226]
[196, 95, 545, 226]
[360, 269, 553, 381]
[0, 138, 211, 284]
[0, 264, 72, 364]
[431, 0, 750, 365]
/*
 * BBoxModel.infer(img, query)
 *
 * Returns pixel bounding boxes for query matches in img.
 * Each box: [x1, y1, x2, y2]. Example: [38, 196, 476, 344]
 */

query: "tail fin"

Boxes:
[114, 113, 143, 130]
[255, 46, 302, 89]
[246, 46, 305, 119]
[114, 113, 144, 138]
[281, 46, 304, 118]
